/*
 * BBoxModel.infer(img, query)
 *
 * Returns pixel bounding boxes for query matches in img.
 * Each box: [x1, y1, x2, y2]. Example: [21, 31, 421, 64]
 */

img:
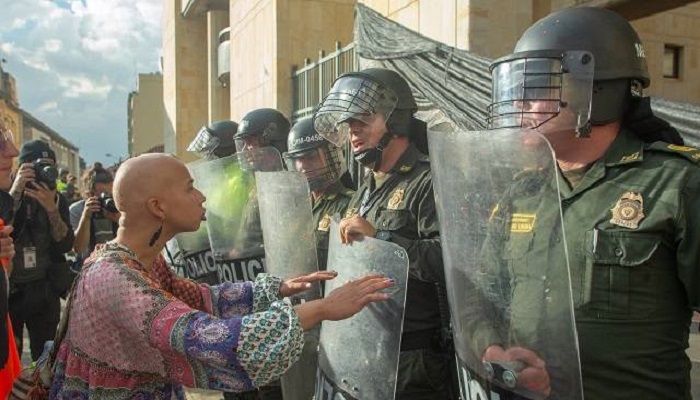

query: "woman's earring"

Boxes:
[149, 221, 163, 247]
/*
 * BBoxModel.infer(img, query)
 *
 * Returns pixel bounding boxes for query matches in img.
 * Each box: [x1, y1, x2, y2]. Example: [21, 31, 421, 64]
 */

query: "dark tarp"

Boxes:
[353, 3, 700, 146]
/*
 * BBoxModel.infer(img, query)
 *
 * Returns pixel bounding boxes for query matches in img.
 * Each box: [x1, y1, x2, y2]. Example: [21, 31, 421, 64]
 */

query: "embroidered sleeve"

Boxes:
[237, 300, 304, 387]
[154, 296, 303, 391]
[205, 281, 255, 319]
[251, 273, 283, 313]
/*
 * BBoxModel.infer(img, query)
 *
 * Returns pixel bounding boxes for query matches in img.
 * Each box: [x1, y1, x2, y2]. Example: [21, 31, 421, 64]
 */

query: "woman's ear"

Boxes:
[146, 197, 166, 221]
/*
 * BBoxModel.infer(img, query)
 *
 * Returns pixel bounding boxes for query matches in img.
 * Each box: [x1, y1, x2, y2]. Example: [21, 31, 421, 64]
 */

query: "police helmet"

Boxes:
[489, 7, 648, 134]
[313, 68, 417, 146]
[234, 108, 290, 154]
[284, 118, 345, 191]
[188, 120, 238, 159]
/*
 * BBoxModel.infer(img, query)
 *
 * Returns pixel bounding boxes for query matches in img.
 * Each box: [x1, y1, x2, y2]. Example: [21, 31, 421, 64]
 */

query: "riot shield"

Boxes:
[315, 218, 409, 400]
[429, 128, 582, 400]
[169, 160, 219, 284]
[195, 149, 281, 283]
[257, 171, 320, 400]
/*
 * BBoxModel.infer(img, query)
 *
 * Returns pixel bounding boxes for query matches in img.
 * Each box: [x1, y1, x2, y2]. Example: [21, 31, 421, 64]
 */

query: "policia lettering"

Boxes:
[179, 250, 265, 283]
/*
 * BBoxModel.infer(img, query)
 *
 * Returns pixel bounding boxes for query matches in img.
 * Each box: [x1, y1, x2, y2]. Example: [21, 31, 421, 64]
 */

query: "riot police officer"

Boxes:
[229, 108, 289, 400]
[234, 108, 289, 171]
[314, 68, 453, 399]
[454, 7, 699, 400]
[164, 120, 241, 283]
[283, 118, 353, 271]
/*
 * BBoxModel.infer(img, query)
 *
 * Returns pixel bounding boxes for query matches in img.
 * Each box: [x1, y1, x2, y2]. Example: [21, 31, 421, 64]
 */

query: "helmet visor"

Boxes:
[313, 75, 397, 146]
[187, 126, 219, 157]
[284, 146, 345, 191]
[237, 146, 284, 172]
[488, 51, 594, 135]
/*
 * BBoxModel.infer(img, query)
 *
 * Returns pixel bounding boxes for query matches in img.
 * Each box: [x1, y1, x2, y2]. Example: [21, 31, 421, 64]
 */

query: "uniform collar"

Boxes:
[388, 144, 424, 175]
[557, 129, 645, 200]
[603, 128, 646, 167]
[319, 181, 347, 202]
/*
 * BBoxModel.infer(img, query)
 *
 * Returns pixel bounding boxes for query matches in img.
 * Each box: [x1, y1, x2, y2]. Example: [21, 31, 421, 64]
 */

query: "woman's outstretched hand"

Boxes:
[295, 274, 394, 331]
[279, 270, 339, 297]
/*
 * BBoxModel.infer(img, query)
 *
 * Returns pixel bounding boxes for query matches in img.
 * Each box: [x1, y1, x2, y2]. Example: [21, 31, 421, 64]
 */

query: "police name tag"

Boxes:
[24, 247, 37, 269]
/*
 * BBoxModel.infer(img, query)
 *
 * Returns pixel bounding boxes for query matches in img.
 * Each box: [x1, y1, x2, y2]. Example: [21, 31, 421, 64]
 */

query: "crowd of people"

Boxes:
[0, 6, 696, 400]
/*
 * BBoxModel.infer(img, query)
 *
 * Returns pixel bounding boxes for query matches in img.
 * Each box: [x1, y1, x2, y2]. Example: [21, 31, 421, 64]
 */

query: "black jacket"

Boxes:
[10, 194, 74, 285]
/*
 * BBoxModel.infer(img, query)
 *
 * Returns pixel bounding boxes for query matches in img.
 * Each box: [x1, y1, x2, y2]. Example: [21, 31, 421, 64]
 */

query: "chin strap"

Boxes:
[354, 132, 393, 171]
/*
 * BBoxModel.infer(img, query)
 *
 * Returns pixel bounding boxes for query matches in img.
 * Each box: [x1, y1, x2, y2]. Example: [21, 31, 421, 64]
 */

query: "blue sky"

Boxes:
[0, 0, 162, 166]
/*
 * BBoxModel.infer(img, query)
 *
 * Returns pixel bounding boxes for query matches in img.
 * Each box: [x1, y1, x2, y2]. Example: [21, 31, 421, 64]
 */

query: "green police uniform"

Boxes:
[345, 144, 452, 399]
[469, 129, 700, 399]
[313, 181, 354, 271]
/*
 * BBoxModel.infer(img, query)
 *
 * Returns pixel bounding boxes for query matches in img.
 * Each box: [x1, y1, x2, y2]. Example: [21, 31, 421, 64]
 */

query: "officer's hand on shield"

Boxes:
[483, 345, 551, 397]
[294, 274, 393, 331]
[279, 270, 339, 297]
[339, 215, 377, 244]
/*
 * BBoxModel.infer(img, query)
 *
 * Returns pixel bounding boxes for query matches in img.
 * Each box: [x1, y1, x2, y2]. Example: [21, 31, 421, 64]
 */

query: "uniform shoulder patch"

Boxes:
[646, 142, 700, 163]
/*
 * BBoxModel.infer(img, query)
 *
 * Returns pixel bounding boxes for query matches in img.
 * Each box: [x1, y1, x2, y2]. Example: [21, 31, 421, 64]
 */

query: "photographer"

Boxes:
[69, 164, 119, 261]
[8, 140, 74, 361]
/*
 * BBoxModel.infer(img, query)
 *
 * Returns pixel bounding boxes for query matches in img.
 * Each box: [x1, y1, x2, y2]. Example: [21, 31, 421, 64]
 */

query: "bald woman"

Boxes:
[50, 154, 392, 399]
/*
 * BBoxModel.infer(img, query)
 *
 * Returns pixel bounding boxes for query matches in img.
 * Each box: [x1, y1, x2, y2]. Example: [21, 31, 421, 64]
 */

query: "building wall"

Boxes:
[228, 0, 277, 120]
[0, 67, 23, 155]
[160, 0, 356, 160]
[228, 0, 355, 120]
[359, 0, 700, 103]
[208, 11, 231, 123]
[162, 0, 700, 157]
[163, 0, 209, 163]
[275, 0, 356, 117]
[632, 3, 700, 103]
[129, 73, 165, 157]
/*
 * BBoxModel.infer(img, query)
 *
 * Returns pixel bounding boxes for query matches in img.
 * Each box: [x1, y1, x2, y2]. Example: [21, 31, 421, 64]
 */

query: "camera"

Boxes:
[31, 161, 58, 190]
[93, 192, 118, 219]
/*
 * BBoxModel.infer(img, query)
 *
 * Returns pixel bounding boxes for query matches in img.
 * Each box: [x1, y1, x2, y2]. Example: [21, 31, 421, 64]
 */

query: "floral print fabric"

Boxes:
[50, 243, 304, 399]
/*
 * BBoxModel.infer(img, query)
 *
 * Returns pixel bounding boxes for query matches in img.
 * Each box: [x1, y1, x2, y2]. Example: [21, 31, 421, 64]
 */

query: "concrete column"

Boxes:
[208, 10, 231, 123]
[163, 1, 208, 162]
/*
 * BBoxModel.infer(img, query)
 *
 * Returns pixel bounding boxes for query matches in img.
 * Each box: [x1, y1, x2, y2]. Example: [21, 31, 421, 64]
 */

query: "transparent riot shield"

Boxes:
[429, 128, 582, 400]
[196, 149, 282, 283]
[315, 218, 409, 400]
[257, 171, 320, 400]
[169, 160, 218, 284]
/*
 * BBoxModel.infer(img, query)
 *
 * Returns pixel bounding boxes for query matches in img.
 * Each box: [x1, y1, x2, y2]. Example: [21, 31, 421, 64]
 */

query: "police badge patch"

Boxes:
[387, 189, 404, 210]
[610, 192, 645, 229]
[318, 214, 331, 232]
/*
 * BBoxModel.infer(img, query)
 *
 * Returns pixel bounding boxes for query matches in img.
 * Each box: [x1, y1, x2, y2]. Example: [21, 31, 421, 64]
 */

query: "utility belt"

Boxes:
[400, 328, 453, 353]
